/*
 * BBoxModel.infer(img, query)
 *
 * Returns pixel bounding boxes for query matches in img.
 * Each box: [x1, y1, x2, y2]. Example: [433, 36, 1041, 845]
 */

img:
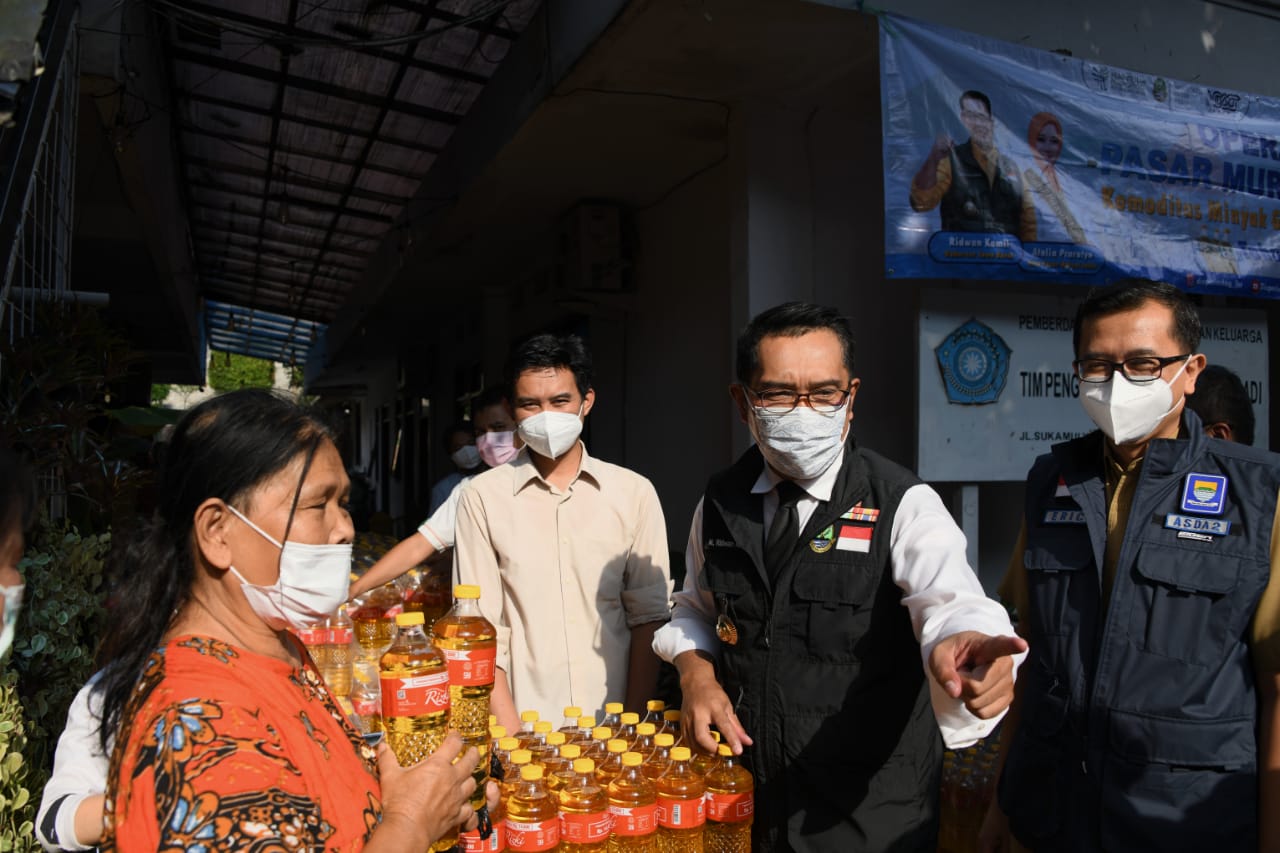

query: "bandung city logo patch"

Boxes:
[1180, 473, 1227, 515]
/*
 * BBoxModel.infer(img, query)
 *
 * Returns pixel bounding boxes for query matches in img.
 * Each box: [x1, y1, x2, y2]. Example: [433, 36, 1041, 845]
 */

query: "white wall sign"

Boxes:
[918, 289, 1270, 481]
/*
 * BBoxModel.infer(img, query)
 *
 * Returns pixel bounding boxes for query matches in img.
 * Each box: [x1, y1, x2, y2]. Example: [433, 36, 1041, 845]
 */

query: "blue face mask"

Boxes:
[0, 583, 23, 660]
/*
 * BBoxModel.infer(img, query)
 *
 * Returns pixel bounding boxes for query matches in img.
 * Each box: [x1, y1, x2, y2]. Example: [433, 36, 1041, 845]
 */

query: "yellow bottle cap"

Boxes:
[577, 715, 596, 728]
[560, 744, 582, 759]
[622, 752, 644, 767]
[573, 758, 595, 774]
[395, 611, 425, 627]
[454, 584, 481, 599]
[605, 702, 624, 714]
[498, 737, 520, 752]
[490, 725, 507, 740]
[646, 699, 666, 712]
[670, 746, 692, 761]
[510, 748, 532, 765]
[534, 721, 553, 734]
[712, 731, 722, 742]
[654, 733, 675, 747]
[563, 705, 582, 718]
[490, 714, 498, 725]
[520, 765, 543, 781]
[592, 727, 612, 741]
[607, 739, 628, 754]
[520, 710, 540, 723]
[546, 732, 566, 746]
[636, 723, 656, 736]
[717, 744, 733, 757]
[664, 710, 681, 722]
[620, 712, 640, 725]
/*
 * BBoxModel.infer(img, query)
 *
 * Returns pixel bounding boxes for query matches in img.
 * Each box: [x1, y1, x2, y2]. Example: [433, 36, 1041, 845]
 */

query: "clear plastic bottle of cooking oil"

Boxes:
[574, 715, 598, 745]
[656, 747, 705, 852]
[559, 758, 611, 852]
[506, 765, 560, 852]
[703, 744, 753, 853]
[585, 726, 613, 763]
[595, 739, 629, 790]
[641, 699, 665, 729]
[545, 741, 579, 793]
[380, 611, 454, 849]
[560, 705, 584, 738]
[601, 702, 624, 735]
[519, 710, 541, 747]
[607, 752, 658, 852]
[618, 713, 640, 748]
[690, 733, 721, 777]
[643, 733, 674, 782]
[632, 723, 656, 762]
[662, 710, 683, 747]
[431, 584, 496, 813]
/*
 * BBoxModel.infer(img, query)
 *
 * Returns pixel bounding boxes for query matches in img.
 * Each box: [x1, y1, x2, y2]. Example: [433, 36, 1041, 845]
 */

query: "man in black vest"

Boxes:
[910, 90, 1037, 241]
[983, 280, 1280, 852]
[653, 302, 1026, 852]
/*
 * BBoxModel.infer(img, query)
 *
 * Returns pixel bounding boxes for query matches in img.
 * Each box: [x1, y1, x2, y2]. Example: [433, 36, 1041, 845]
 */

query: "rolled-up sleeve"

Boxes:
[652, 498, 720, 662]
[892, 484, 1024, 748]
[453, 483, 512, 672]
[622, 480, 673, 627]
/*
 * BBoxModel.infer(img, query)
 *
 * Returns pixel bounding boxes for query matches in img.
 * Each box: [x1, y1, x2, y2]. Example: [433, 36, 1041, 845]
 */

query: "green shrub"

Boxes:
[206, 351, 274, 392]
[149, 383, 171, 405]
[8, 523, 109, 809]
[0, 671, 37, 851]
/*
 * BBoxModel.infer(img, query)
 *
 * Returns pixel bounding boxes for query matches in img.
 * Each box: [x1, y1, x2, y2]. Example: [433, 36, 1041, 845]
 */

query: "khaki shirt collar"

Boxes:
[510, 441, 601, 495]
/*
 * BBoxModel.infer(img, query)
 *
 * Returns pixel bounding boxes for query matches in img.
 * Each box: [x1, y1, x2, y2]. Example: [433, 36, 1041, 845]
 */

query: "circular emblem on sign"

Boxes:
[934, 318, 1012, 405]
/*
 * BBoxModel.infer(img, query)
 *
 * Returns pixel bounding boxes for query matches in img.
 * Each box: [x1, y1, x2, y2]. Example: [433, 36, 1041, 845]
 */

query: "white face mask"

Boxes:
[476, 430, 518, 467]
[450, 444, 482, 471]
[0, 584, 23, 660]
[748, 400, 850, 480]
[1080, 359, 1189, 445]
[226, 505, 352, 632]
[518, 407, 584, 460]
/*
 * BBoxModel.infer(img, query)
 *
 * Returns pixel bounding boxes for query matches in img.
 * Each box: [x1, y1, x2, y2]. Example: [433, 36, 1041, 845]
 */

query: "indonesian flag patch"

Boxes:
[836, 524, 873, 553]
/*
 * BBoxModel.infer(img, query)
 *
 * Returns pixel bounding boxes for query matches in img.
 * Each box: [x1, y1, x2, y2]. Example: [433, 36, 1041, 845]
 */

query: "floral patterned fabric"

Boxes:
[103, 635, 381, 852]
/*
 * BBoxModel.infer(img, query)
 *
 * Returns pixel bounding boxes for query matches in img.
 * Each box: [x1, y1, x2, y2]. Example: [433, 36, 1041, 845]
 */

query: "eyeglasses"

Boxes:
[1072, 354, 1191, 384]
[742, 384, 853, 415]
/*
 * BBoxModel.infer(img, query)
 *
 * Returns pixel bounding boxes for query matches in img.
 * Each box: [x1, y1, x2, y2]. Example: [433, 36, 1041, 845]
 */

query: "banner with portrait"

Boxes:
[881, 14, 1280, 298]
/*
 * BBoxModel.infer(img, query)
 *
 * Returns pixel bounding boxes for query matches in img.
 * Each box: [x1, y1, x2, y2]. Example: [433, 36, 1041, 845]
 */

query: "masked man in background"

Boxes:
[454, 333, 672, 731]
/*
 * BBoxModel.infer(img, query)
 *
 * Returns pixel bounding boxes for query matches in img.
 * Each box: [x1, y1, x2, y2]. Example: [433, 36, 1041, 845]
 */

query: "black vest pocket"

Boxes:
[1000, 687, 1071, 843]
[1025, 533, 1094, 638]
[1129, 543, 1242, 667]
[790, 560, 877, 662]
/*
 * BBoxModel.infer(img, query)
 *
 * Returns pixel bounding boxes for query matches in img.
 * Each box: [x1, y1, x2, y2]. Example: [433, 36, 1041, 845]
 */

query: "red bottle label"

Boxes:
[441, 645, 497, 686]
[329, 627, 354, 645]
[460, 819, 506, 851]
[380, 669, 450, 717]
[706, 790, 753, 822]
[560, 810, 612, 843]
[657, 795, 705, 829]
[608, 802, 658, 836]
[296, 627, 327, 645]
[506, 817, 559, 851]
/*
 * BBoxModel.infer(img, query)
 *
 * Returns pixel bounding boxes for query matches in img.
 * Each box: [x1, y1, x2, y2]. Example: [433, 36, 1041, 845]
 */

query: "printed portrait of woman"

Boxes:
[1023, 112, 1087, 244]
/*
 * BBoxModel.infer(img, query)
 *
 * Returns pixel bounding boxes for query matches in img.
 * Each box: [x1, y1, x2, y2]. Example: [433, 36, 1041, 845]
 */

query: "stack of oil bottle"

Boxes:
[304, 581, 754, 852]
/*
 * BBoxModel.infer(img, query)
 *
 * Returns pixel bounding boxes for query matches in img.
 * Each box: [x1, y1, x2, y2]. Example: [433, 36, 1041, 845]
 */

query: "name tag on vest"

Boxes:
[1042, 509, 1086, 525]
[1164, 513, 1231, 536]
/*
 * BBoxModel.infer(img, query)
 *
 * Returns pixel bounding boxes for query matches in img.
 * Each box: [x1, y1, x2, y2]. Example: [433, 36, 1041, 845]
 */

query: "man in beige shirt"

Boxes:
[453, 333, 672, 730]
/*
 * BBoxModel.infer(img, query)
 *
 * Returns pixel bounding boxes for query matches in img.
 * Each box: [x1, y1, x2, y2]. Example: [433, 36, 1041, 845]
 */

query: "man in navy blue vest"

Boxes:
[984, 280, 1280, 852]
[653, 302, 1026, 852]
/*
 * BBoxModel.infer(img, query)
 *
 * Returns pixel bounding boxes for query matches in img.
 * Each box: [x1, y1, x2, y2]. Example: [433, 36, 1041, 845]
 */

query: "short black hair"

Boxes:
[1073, 279, 1201, 356]
[1187, 364, 1255, 445]
[0, 448, 37, 539]
[736, 302, 856, 385]
[471, 384, 509, 418]
[505, 333, 593, 398]
[441, 421, 473, 452]
[960, 90, 992, 115]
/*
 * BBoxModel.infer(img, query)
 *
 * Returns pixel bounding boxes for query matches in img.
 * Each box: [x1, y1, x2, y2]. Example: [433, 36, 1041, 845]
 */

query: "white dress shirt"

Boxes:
[651, 451, 1022, 748]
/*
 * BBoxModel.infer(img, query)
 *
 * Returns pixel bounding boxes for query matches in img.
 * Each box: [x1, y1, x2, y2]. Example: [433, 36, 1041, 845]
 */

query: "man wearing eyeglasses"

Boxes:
[984, 279, 1280, 852]
[652, 302, 1026, 852]
[910, 89, 1037, 242]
